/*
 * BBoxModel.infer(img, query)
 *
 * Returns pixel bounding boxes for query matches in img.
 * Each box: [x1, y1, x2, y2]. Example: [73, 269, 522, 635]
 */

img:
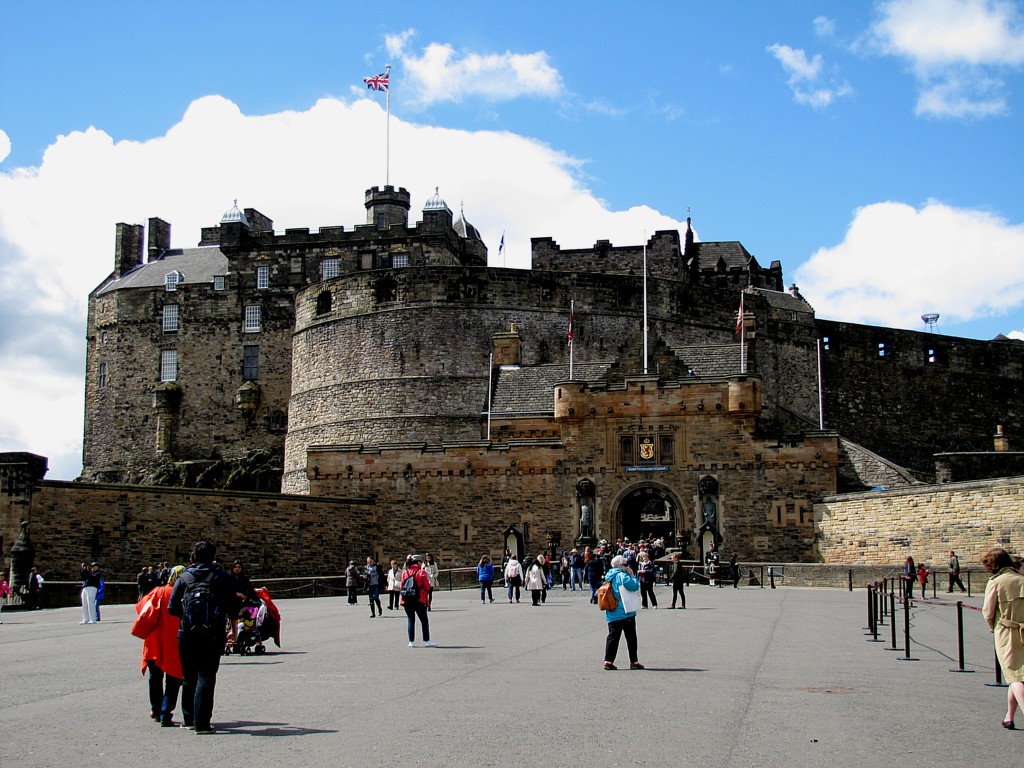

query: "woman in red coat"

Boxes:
[400, 555, 436, 648]
[135, 564, 185, 726]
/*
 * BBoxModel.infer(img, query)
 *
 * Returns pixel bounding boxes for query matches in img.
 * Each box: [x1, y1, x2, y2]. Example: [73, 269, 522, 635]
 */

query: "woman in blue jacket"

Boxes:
[603, 555, 644, 670]
[477, 555, 495, 604]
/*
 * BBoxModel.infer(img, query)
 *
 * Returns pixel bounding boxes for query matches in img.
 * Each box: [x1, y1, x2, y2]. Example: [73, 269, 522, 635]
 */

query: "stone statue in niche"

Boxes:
[701, 497, 717, 528]
[580, 503, 593, 539]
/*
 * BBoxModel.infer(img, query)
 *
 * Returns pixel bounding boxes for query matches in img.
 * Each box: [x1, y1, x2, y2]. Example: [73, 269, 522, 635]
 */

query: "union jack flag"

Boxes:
[363, 67, 390, 92]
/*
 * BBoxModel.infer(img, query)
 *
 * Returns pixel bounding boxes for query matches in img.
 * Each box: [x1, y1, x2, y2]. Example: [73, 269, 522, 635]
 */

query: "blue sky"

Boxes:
[1, 0, 1023, 480]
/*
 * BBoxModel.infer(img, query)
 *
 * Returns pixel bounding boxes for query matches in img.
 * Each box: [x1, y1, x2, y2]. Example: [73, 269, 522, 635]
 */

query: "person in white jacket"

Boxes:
[526, 557, 547, 606]
[504, 555, 523, 603]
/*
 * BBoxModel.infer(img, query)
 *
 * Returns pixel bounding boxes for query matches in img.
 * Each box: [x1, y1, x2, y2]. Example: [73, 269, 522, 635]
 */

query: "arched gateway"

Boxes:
[612, 483, 684, 546]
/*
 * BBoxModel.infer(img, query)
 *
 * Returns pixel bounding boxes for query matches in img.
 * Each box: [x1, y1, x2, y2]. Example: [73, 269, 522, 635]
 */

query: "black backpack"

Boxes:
[181, 570, 223, 637]
[400, 574, 419, 602]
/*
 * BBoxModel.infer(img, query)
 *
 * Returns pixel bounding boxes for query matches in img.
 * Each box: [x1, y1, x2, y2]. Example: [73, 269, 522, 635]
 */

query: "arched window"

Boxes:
[316, 291, 332, 315]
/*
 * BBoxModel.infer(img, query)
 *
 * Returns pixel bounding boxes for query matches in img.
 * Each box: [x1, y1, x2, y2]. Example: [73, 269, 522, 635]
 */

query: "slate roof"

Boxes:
[751, 287, 815, 313]
[492, 362, 612, 414]
[96, 247, 229, 295]
[691, 241, 754, 270]
[670, 345, 744, 377]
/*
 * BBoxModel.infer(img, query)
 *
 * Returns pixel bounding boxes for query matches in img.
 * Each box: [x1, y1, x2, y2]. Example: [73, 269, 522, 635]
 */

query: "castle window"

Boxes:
[392, 252, 409, 268]
[256, 266, 269, 290]
[243, 345, 259, 380]
[98, 361, 108, 390]
[321, 258, 340, 280]
[290, 256, 304, 275]
[822, 336, 829, 351]
[360, 253, 373, 270]
[660, 435, 674, 464]
[619, 436, 634, 465]
[164, 271, 181, 291]
[213, 275, 226, 291]
[160, 349, 178, 382]
[268, 410, 288, 432]
[375, 277, 397, 303]
[927, 347, 942, 364]
[316, 290, 332, 315]
[377, 214, 387, 230]
[244, 305, 262, 333]
[162, 304, 179, 333]
[877, 342, 887, 358]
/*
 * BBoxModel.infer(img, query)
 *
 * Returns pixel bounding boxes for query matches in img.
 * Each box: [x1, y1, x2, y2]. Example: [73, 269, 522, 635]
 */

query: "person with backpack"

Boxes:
[400, 555, 436, 647]
[601, 555, 644, 671]
[169, 541, 238, 734]
[504, 554, 523, 603]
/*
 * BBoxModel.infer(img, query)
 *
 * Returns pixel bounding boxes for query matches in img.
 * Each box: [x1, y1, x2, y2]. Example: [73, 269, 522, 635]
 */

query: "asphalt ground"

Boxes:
[0, 582, 1014, 768]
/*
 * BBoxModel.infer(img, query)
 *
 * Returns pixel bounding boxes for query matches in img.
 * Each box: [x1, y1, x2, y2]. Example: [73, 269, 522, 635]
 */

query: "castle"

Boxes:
[8, 183, 1023, 580]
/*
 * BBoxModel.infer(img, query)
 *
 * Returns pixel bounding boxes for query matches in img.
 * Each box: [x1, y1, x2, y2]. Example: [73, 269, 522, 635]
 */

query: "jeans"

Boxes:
[367, 584, 382, 615]
[479, 580, 493, 602]
[605, 616, 639, 664]
[146, 660, 182, 722]
[389, 590, 401, 609]
[571, 568, 583, 590]
[179, 633, 224, 730]
[404, 601, 430, 642]
[589, 582, 599, 603]
[640, 582, 657, 608]
[671, 583, 686, 608]
[507, 582, 520, 601]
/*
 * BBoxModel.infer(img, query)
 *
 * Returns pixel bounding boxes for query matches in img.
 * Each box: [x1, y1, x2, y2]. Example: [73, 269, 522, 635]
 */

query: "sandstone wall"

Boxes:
[816, 475, 1024, 566]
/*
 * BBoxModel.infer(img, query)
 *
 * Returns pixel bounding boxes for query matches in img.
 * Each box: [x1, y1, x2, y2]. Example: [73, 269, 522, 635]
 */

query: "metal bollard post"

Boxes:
[866, 585, 873, 631]
[876, 582, 885, 625]
[967, 570, 972, 597]
[986, 646, 1008, 687]
[848, 569, 853, 592]
[769, 567, 776, 589]
[887, 589, 900, 651]
[898, 591, 919, 661]
[949, 601, 974, 673]
[312, 578, 317, 598]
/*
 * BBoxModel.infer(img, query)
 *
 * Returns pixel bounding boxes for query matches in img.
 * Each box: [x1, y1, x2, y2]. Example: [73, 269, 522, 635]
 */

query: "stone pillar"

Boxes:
[492, 324, 522, 367]
[152, 383, 182, 454]
[0, 453, 47, 589]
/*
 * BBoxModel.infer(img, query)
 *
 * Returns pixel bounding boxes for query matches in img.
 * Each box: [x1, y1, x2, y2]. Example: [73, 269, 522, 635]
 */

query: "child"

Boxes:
[917, 563, 929, 600]
[0, 575, 11, 622]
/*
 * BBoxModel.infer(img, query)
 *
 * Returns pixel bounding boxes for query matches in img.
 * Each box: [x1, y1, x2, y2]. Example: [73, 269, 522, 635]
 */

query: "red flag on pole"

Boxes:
[567, 302, 574, 345]
[735, 293, 744, 335]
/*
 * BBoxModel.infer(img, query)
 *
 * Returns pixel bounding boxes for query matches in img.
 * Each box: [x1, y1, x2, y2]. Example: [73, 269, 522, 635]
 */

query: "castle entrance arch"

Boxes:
[612, 483, 681, 546]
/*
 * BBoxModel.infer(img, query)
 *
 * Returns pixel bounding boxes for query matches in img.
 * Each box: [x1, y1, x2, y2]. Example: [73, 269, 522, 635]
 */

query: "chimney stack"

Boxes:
[994, 425, 1010, 452]
[147, 218, 171, 262]
[115, 223, 144, 277]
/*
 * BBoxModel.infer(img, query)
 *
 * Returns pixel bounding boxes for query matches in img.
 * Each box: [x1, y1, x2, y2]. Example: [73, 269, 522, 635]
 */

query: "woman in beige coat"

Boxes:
[982, 547, 1024, 729]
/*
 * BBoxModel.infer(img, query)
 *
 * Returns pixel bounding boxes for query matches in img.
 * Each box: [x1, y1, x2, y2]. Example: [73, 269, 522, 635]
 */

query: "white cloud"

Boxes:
[0, 95, 686, 479]
[1009, 330, 1024, 340]
[814, 16, 838, 38]
[794, 199, 1024, 329]
[767, 44, 854, 108]
[870, 0, 1024, 117]
[0, 129, 10, 163]
[384, 29, 564, 108]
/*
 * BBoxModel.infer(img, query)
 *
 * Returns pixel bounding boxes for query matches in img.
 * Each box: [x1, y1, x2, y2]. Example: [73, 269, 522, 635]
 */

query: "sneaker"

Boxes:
[195, 727, 217, 735]
[180, 724, 194, 730]
[425, 640, 438, 647]
[160, 720, 176, 728]
[408, 642, 416, 647]
[149, 713, 160, 721]
[603, 662, 617, 670]
[630, 662, 645, 670]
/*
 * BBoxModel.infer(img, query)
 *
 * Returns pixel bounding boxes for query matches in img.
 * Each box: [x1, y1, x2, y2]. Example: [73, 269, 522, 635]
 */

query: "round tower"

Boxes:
[365, 185, 411, 229]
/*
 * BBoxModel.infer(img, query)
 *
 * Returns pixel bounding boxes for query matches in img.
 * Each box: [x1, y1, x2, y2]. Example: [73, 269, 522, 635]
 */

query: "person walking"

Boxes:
[981, 547, 1024, 730]
[526, 555, 546, 606]
[386, 559, 402, 610]
[637, 551, 658, 609]
[584, 551, 605, 604]
[602, 555, 644, 671]
[477, 555, 494, 604]
[95, 573, 106, 621]
[344, 560, 361, 606]
[365, 556, 383, 617]
[730, 553, 741, 588]
[947, 550, 967, 593]
[0, 575, 10, 623]
[668, 553, 688, 609]
[400, 555, 436, 647]
[27, 567, 43, 609]
[79, 562, 101, 624]
[504, 554, 523, 603]
[135, 564, 184, 726]
[902, 555, 916, 600]
[423, 553, 439, 610]
[168, 541, 238, 734]
[570, 549, 584, 591]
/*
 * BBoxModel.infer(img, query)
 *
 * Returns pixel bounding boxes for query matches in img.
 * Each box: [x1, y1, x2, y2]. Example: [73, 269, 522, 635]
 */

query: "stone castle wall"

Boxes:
[14, 480, 376, 582]
[815, 475, 1024, 566]
[818, 320, 1024, 474]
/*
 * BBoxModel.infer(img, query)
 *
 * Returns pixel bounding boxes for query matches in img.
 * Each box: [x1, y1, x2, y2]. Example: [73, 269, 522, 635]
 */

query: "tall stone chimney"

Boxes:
[115, 223, 144, 276]
[492, 324, 522, 367]
[147, 218, 171, 262]
[995, 425, 1010, 452]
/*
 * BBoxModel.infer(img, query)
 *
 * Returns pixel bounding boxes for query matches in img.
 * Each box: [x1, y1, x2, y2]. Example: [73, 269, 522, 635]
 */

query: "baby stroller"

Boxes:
[225, 587, 281, 656]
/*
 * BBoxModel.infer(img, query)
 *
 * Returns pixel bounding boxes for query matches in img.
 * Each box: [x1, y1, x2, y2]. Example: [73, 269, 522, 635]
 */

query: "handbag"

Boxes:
[596, 581, 618, 611]
[618, 581, 642, 614]
[130, 590, 162, 639]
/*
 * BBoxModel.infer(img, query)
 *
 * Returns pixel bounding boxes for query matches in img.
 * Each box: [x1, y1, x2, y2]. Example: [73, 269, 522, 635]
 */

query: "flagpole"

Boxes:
[385, 65, 391, 187]
[487, 352, 493, 440]
[739, 291, 747, 374]
[642, 234, 648, 375]
[569, 299, 574, 380]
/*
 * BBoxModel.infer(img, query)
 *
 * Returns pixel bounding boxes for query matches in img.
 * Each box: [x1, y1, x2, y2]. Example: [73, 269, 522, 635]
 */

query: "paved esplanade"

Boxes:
[1, 584, 1012, 767]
